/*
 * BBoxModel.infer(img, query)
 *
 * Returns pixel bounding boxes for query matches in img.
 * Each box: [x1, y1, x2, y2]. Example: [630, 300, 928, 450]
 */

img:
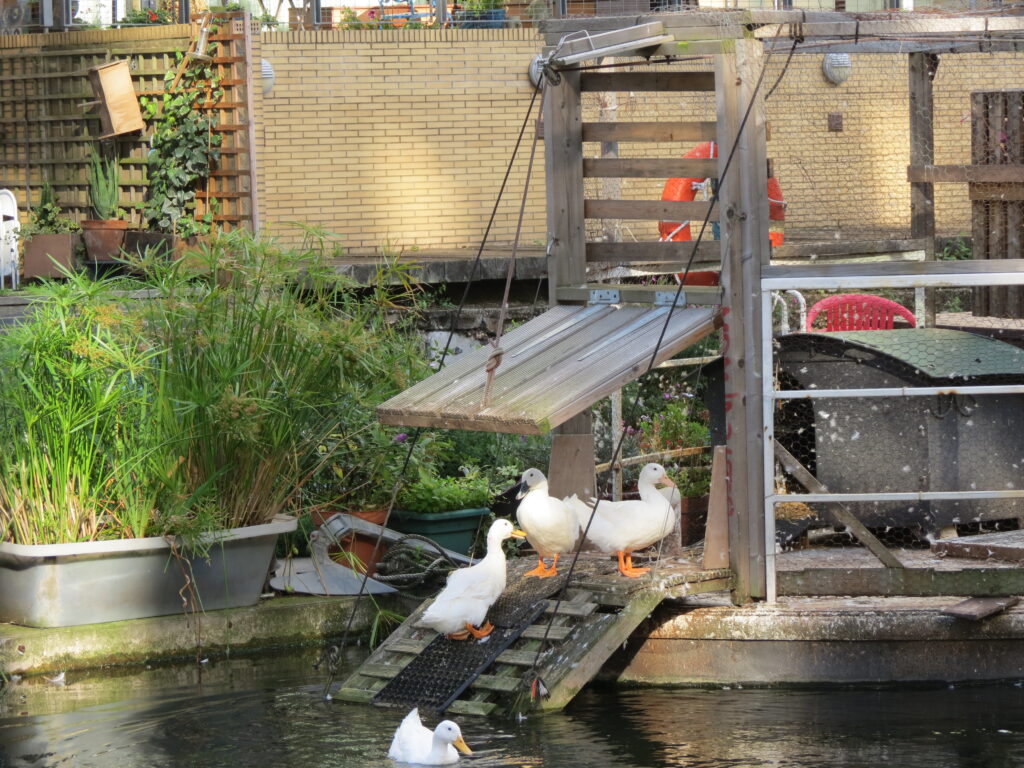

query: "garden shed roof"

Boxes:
[377, 303, 719, 435]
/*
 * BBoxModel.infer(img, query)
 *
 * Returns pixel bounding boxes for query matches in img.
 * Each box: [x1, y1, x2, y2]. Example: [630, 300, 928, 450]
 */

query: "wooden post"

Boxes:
[908, 52, 937, 326]
[543, 68, 585, 305]
[703, 445, 729, 570]
[715, 40, 768, 603]
[547, 411, 596, 502]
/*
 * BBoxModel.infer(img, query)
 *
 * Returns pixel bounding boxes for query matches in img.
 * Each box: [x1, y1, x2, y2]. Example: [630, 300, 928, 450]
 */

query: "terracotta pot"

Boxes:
[314, 508, 390, 578]
[679, 495, 709, 546]
[81, 219, 128, 263]
[23, 233, 80, 279]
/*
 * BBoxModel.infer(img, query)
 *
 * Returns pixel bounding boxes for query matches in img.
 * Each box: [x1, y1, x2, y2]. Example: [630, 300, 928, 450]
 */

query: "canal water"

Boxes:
[2, 646, 1024, 768]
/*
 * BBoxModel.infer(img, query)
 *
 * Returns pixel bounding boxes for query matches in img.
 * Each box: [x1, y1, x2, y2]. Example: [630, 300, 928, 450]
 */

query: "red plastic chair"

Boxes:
[804, 294, 917, 332]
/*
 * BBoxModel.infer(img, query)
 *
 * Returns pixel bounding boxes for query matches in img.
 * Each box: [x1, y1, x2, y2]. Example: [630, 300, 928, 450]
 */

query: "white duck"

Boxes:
[417, 518, 526, 640]
[568, 462, 677, 578]
[388, 707, 472, 765]
[515, 468, 581, 579]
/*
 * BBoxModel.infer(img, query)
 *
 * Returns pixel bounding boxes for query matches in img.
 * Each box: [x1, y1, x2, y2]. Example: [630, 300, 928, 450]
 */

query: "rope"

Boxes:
[483, 87, 545, 407]
[318, 72, 548, 702]
[523, 26, 796, 706]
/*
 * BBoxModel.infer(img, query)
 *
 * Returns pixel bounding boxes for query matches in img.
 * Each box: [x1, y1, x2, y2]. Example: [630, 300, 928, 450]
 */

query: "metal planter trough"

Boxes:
[0, 515, 296, 628]
[775, 329, 1024, 535]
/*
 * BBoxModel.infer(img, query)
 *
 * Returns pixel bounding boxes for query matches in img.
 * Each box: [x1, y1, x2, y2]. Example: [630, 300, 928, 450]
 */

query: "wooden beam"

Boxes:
[585, 199, 716, 221]
[777, 567, 1024, 597]
[554, 284, 721, 305]
[941, 596, 1020, 621]
[544, 67, 585, 305]
[908, 164, 1024, 183]
[750, 17, 1024, 38]
[908, 52, 937, 327]
[703, 445, 728, 570]
[583, 121, 716, 143]
[772, 238, 928, 260]
[583, 157, 718, 178]
[580, 71, 715, 93]
[774, 442, 904, 569]
[969, 183, 1024, 202]
[762, 258, 1024, 280]
[586, 239, 722, 264]
[766, 39, 1024, 55]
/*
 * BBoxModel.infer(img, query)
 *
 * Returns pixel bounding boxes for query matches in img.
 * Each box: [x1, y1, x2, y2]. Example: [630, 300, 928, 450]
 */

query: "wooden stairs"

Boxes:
[336, 553, 731, 716]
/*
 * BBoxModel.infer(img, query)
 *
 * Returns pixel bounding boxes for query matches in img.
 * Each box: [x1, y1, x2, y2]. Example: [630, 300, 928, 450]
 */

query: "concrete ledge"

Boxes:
[0, 594, 407, 677]
[606, 595, 1024, 686]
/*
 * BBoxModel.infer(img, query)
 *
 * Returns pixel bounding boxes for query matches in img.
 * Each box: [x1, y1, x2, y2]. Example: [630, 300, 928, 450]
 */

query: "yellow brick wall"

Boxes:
[253, 29, 547, 252]
[252, 31, 1024, 250]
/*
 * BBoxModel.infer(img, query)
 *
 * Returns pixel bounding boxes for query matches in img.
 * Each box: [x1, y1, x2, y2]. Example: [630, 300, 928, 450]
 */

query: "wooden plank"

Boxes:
[583, 157, 718, 178]
[778, 567, 1024, 597]
[761, 258, 1024, 279]
[584, 199, 716, 221]
[772, 238, 928, 259]
[973, 91, 991, 317]
[554, 284, 721, 305]
[1005, 93, 1023, 317]
[541, 599, 597, 617]
[520, 624, 572, 641]
[774, 442, 904, 569]
[703, 445, 728, 570]
[750, 17, 1024, 39]
[580, 71, 715, 93]
[941, 596, 1020, 621]
[544, 67, 585, 304]
[582, 121, 716, 143]
[446, 700, 497, 716]
[586, 239, 721, 264]
[908, 51, 935, 297]
[932, 529, 1024, 562]
[908, 164, 1024, 183]
[536, 590, 663, 712]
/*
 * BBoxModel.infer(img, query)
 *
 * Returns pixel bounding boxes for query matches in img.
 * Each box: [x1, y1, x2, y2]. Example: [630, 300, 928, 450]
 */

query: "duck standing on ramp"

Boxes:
[514, 467, 581, 579]
[417, 518, 526, 640]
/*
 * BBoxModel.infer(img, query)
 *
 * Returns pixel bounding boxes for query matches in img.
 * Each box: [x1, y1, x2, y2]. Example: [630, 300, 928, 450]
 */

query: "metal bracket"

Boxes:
[655, 290, 685, 307]
[589, 288, 620, 304]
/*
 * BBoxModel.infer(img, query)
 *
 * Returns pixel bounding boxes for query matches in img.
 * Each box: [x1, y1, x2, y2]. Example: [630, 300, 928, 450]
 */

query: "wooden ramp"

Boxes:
[336, 554, 731, 716]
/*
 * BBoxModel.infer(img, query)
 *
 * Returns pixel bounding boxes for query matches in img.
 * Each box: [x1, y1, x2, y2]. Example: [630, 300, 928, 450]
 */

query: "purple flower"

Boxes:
[394, 433, 408, 443]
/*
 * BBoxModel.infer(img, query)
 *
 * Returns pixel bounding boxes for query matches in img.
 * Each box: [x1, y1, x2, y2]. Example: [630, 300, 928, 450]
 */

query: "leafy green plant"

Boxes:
[19, 182, 79, 239]
[939, 237, 971, 261]
[0, 273, 179, 544]
[87, 145, 121, 221]
[140, 53, 224, 237]
[122, 6, 175, 23]
[638, 401, 710, 455]
[397, 466, 500, 514]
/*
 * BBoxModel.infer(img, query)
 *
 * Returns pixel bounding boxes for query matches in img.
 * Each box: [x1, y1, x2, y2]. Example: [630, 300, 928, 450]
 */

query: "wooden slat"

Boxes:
[969, 183, 1024, 202]
[772, 238, 928, 259]
[541, 599, 598, 617]
[583, 158, 717, 178]
[446, 700, 497, 716]
[555, 284, 721, 305]
[582, 121, 716, 143]
[778, 567, 1024, 597]
[762, 258, 1024, 279]
[908, 164, 1024, 183]
[586, 239, 721, 264]
[520, 624, 571, 641]
[941, 596, 1020, 621]
[581, 71, 715, 93]
[584, 199, 716, 221]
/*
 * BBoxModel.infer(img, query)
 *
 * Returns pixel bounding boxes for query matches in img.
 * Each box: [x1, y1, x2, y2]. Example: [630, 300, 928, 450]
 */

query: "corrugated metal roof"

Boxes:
[378, 304, 719, 434]
[818, 328, 1024, 380]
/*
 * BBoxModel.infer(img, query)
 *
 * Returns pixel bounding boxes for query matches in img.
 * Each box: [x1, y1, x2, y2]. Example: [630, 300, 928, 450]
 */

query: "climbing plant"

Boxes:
[140, 53, 224, 238]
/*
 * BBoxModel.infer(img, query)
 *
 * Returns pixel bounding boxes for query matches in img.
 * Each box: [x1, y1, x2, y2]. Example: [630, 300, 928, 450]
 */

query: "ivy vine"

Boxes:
[140, 51, 224, 238]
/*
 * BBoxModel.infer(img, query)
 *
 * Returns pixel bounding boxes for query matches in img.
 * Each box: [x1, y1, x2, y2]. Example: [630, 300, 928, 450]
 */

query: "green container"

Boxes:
[389, 507, 491, 555]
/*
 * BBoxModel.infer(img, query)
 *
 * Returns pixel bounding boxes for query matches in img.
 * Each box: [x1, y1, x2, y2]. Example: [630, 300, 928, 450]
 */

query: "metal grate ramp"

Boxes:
[337, 555, 732, 717]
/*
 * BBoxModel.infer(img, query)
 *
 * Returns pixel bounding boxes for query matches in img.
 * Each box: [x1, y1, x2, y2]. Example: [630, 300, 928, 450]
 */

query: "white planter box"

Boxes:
[0, 515, 296, 628]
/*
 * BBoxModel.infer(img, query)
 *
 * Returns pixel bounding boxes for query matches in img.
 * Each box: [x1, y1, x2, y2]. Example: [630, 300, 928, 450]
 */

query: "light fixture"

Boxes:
[822, 53, 853, 85]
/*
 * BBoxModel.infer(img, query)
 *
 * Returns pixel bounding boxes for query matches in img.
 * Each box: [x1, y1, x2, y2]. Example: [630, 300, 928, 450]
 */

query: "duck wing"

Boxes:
[388, 708, 432, 762]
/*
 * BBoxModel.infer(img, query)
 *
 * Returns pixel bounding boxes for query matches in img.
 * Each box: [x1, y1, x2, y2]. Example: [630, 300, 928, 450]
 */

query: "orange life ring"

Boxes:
[659, 141, 786, 247]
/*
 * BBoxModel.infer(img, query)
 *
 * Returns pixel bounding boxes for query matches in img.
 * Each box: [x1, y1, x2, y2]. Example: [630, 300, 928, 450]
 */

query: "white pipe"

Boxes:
[772, 384, 1024, 399]
[763, 273, 1024, 290]
[770, 490, 1024, 503]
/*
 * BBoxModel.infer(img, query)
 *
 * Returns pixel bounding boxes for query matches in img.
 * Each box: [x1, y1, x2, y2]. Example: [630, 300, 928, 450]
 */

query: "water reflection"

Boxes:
[2, 648, 1024, 768]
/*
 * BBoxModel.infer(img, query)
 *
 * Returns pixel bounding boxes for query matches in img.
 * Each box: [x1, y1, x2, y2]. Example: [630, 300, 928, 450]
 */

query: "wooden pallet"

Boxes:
[336, 554, 732, 716]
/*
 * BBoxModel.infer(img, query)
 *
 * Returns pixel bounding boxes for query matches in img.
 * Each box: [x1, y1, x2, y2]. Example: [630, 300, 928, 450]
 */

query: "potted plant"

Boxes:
[126, 52, 224, 261]
[20, 182, 80, 279]
[81, 143, 127, 263]
[457, 0, 505, 27]
[390, 465, 501, 555]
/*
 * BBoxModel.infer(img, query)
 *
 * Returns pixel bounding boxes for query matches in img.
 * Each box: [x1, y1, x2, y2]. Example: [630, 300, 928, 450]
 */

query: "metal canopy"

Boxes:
[377, 303, 719, 435]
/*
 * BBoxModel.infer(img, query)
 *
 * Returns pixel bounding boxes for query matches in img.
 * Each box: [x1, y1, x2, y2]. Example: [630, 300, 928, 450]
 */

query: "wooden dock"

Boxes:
[335, 553, 731, 716]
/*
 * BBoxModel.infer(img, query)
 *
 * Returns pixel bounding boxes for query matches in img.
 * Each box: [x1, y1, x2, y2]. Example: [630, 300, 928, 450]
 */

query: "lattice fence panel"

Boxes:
[0, 17, 254, 231]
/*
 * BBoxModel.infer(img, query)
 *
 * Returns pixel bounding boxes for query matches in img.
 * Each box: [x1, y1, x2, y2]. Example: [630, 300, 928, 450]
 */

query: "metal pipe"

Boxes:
[770, 489, 1024, 503]
[772, 384, 1024, 399]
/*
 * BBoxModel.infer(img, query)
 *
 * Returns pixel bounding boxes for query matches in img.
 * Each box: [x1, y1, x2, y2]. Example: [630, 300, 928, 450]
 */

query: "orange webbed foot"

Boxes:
[616, 551, 650, 578]
[447, 630, 471, 641]
[465, 621, 494, 639]
[524, 557, 556, 578]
